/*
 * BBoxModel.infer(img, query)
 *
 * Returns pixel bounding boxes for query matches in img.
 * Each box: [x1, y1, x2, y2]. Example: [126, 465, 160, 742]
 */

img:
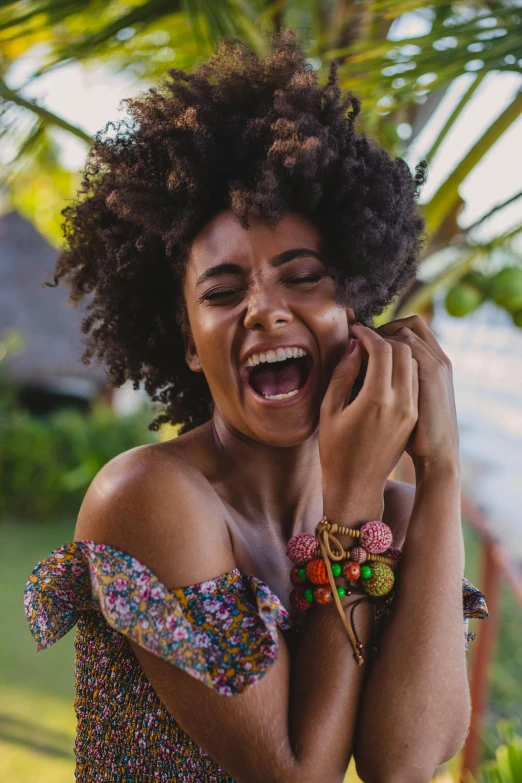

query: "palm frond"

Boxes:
[424, 89, 522, 236]
[0, 77, 92, 141]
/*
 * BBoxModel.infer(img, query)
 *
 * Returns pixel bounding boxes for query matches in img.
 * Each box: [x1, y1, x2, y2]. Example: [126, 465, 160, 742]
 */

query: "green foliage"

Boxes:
[476, 721, 522, 783]
[0, 378, 159, 521]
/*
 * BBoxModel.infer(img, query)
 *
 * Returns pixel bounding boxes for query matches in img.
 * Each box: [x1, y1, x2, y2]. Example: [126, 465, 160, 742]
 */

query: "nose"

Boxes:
[243, 284, 293, 331]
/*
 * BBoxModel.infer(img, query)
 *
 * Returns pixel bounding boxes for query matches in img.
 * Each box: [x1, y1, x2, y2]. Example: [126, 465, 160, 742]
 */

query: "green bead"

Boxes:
[331, 563, 342, 577]
[303, 588, 314, 603]
[361, 564, 373, 579]
[336, 586, 346, 599]
[298, 567, 307, 581]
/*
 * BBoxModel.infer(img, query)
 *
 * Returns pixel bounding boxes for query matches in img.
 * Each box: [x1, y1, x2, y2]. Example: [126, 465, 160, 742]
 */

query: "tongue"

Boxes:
[250, 361, 302, 397]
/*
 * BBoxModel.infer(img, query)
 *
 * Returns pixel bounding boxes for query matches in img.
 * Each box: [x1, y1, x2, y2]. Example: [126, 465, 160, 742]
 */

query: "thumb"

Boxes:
[321, 339, 362, 415]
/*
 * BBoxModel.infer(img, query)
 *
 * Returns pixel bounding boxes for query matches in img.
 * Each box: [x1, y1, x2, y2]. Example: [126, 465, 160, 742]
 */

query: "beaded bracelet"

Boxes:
[286, 517, 401, 664]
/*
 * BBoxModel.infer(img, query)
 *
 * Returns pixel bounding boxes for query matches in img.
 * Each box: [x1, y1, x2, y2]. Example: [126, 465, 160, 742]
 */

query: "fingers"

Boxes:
[377, 314, 450, 367]
[321, 337, 362, 414]
[350, 323, 393, 396]
[388, 337, 413, 392]
[412, 357, 419, 416]
[382, 326, 443, 375]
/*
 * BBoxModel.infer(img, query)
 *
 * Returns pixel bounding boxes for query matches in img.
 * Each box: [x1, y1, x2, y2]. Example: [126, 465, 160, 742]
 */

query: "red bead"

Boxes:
[290, 586, 313, 612]
[350, 546, 368, 564]
[383, 547, 402, 569]
[306, 558, 329, 585]
[343, 562, 361, 581]
[290, 565, 307, 586]
[313, 585, 333, 605]
[360, 521, 393, 554]
[286, 533, 319, 565]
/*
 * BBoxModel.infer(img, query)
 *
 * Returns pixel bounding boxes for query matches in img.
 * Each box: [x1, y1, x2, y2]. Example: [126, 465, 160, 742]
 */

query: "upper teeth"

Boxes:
[245, 347, 307, 367]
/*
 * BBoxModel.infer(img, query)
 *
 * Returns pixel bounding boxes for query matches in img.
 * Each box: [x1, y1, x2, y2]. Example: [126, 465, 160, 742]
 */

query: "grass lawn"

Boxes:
[1, 518, 519, 783]
[1, 520, 76, 783]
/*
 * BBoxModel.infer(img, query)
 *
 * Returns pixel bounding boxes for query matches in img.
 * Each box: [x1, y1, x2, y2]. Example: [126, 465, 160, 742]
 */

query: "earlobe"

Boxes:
[182, 326, 203, 373]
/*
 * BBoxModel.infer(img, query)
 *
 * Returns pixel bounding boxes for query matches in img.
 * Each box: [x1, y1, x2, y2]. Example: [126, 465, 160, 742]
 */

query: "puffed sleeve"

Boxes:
[24, 541, 291, 696]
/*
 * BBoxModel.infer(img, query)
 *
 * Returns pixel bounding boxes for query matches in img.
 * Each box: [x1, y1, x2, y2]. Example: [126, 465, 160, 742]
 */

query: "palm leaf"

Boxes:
[423, 89, 522, 236]
[0, 77, 91, 141]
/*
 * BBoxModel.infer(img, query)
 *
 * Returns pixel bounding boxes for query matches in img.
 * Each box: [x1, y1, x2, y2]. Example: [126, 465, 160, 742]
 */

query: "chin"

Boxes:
[247, 415, 319, 449]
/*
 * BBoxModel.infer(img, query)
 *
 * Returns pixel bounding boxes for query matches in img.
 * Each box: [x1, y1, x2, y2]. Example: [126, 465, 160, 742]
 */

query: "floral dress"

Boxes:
[24, 540, 488, 782]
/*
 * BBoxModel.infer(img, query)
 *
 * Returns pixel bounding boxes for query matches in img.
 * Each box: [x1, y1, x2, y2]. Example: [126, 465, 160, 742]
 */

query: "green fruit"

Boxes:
[460, 270, 490, 297]
[445, 284, 483, 317]
[512, 309, 522, 328]
[490, 266, 522, 313]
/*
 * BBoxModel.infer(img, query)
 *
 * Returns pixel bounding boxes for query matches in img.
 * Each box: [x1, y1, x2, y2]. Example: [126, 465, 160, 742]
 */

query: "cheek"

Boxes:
[191, 310, 234, 377]
[312, 302, 349, 343]
[310, 304, 350, 377]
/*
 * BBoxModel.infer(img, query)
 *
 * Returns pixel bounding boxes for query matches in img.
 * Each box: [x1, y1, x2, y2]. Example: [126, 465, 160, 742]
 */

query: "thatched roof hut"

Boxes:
[0, 209, 108, 407]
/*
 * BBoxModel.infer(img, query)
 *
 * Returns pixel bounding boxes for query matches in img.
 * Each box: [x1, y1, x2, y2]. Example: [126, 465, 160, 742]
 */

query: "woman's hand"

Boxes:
[319, 317, 419, 520]
[376, 314, 459, 471]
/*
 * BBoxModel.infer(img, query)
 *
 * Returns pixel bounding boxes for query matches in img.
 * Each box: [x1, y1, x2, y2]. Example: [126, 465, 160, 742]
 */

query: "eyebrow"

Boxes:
[195, 248, 322, 288]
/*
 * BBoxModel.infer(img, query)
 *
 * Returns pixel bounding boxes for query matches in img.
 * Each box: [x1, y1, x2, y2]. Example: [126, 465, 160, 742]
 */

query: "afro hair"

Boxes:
[46, 27, 427, 434]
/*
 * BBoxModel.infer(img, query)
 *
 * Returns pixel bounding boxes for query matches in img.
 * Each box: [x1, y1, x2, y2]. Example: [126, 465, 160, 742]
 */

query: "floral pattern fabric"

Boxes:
[24, 540, 488, 782]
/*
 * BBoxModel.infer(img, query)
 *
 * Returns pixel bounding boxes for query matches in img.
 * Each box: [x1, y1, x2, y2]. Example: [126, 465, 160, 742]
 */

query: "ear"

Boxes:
[346, 307, 356, 327]
[182, 323, 203, 373]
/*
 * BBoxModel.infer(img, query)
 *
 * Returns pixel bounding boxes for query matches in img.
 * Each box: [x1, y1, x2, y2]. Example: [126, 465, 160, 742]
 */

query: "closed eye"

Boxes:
[285, 274, 324, 285]
[199, 287, 246, 303]
[199, 274, 325, 303]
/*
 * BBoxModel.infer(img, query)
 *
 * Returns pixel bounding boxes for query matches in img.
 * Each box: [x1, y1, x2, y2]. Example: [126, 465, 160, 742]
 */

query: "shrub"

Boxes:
[0, 383, 159, 520]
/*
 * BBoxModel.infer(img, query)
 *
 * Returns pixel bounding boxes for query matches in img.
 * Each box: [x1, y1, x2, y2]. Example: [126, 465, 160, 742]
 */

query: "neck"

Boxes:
[204, 412, 324, 541]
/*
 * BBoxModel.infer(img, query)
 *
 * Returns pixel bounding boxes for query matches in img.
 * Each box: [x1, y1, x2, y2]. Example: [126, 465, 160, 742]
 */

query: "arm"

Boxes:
[76, 447, 382, 783]
[354, 307, 470, 783]
[354, 461, 469, 783]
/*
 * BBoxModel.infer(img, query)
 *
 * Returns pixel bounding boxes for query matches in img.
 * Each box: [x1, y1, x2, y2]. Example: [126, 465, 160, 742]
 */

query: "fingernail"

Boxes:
[353, 322, 363, 328]
[346, 338, 357, 354]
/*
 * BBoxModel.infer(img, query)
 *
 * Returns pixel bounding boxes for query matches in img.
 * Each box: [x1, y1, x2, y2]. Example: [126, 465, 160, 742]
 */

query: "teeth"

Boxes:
[263, 389, 300, 400]
[244, 347, 307, 367]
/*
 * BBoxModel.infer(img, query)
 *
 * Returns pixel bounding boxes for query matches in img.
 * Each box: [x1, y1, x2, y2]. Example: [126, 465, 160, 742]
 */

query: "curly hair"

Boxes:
[46, 27, 427, 434]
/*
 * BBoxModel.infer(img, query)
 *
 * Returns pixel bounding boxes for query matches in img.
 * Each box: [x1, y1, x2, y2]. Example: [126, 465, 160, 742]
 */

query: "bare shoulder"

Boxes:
[74, 441, 235, 588]
[383, 478, 416, 550]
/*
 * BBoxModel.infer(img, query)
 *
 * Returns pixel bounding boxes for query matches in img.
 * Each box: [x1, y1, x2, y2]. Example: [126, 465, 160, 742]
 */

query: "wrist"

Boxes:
[414, 456, 460, 485]
[323, 490, 385, 528]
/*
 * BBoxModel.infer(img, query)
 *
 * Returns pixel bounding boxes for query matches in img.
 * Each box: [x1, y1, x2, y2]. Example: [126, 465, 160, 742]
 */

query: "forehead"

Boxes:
[186, 209, 322, 280]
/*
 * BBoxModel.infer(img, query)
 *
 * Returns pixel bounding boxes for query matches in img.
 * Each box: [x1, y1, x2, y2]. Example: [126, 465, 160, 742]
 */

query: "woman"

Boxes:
[25, 29, 487, 783]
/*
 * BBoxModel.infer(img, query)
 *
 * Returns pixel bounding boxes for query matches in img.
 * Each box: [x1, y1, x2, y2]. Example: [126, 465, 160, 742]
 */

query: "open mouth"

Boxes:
[243, 351, 313, 401]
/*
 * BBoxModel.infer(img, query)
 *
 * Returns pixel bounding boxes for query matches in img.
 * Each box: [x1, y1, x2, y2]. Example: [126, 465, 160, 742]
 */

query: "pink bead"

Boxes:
[360, 521, 393, 554]
[383, 547, 402, 569]
[286, 533, 319, 565]
[290, 586, 313, 612]
[350, 546, 368, 564]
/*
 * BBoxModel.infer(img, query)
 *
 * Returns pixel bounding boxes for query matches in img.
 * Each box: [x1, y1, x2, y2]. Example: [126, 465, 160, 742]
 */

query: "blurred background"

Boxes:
[1, 2, 521, 782]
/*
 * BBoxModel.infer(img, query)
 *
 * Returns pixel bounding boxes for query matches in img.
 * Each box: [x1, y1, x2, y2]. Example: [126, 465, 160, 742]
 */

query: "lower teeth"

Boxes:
[263, 389, 300, 400]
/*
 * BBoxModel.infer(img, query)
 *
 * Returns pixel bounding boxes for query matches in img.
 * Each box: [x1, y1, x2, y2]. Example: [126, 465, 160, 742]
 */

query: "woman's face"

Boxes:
[183, 209, 355, 446]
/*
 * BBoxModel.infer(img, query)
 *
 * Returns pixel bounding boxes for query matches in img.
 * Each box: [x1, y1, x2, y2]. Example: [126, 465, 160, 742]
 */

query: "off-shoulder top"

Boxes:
[24, 541, 488, 783]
